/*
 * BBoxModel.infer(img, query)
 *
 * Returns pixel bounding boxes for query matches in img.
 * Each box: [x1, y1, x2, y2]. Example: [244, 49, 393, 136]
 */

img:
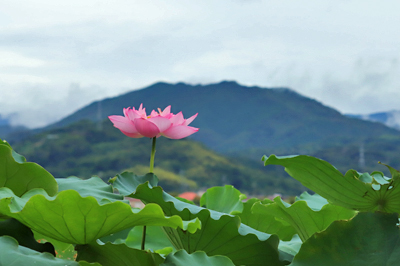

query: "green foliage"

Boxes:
[0, 187, 200, 244]
[56, 176, 124, 203]
[111, 172, 288, 266]
[3, 126, 400, 264]
[263, 154, 400, 212]
[124, 226, 175, 253]
[76, 241, 164, 266]
[161, 250, 235, 266]
[278, 235, 302, 257]
[200, 185, 246, 214]
[0, 218, 55, 255]
[252, 194, 356, 242]
[233, 198, 297, 241]
[0, 138, 57, 197]
[290, 212, 400, 266]
[0, 236, 80, 266]
[126, 164, 197, 190]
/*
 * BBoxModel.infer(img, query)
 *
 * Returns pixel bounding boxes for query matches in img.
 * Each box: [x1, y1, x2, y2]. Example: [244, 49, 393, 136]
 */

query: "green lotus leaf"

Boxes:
[109, 172, 159, 194]
[0, 187, 200, 244]
[34, 231, 78, 260]
[278, 234, 302, 257]
[161, 250, 235, 266]
[56, 176, 124, 203]
[294, 192, 330, 211]
[124, 226, 176, 254]
[176, 197, 195, 205]
[111, 172, 289, 266]
[0, 218, 55, 255]
[99, 227, 132, 244]
[380, 162, 400, 181]
[262, 155, 400, 213]
[232, 198, 297, 241]
[0, 139, 26, 163]
[252, 195, 356, 242]
[76, 241, 164, 266]
[0, 139, 57, 197]
[290, 212, 400, 265]
[0, 235, 78, 266]
[200, 185, 246, 214]
[78, 262, 102, 266]
[99, 226, 175, 256]
[161, 210, 285, 266]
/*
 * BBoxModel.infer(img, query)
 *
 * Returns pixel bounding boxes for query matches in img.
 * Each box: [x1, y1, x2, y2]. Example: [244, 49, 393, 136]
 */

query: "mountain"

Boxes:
[7, 81, 400, 195]
[32, 81, 400, 158]
[347, 110, 400, 131]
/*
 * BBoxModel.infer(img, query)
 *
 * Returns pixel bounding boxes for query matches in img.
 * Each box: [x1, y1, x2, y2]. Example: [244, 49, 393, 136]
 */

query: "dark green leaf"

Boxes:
[0, 236, 77, 265]
[290, 212, 400, 266]
[76, 241, 164, 266]
[0, 218, 55, 255]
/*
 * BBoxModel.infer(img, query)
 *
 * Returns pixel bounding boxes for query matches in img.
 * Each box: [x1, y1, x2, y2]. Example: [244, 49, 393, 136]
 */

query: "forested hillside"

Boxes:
[11, 119, 305, 195]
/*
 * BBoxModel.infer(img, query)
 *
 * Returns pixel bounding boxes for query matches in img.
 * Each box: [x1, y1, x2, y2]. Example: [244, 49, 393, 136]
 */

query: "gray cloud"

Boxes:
[1, 0, 400, 127]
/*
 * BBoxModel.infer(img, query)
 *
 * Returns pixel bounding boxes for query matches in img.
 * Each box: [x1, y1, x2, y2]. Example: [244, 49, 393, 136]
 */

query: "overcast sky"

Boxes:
[1, 0, 399, 128]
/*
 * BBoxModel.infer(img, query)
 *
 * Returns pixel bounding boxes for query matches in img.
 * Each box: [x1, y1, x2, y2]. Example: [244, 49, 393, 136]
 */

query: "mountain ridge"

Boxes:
[32, 80, 400, 155]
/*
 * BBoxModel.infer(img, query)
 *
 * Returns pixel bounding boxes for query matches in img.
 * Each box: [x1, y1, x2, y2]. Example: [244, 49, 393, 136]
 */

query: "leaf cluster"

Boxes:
[1, 137, 400, 265]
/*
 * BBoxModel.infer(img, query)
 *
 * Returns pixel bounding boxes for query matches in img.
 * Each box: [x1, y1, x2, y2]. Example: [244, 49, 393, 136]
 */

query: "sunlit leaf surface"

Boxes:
[0, 139, 57, 197]
[263, 155, 400, 213]
[0, 187, 200, 244]
[200, 185, 245, 214]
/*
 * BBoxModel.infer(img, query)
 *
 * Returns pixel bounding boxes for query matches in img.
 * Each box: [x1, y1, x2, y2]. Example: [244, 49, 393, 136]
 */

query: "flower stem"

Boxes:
[141, 226, 147, 250]
[149, 137, 157, 173]
[142, 137, 157, 250]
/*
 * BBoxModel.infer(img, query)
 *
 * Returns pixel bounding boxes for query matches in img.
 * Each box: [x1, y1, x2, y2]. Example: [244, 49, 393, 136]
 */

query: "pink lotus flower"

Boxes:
[108, 104, 198, 139]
